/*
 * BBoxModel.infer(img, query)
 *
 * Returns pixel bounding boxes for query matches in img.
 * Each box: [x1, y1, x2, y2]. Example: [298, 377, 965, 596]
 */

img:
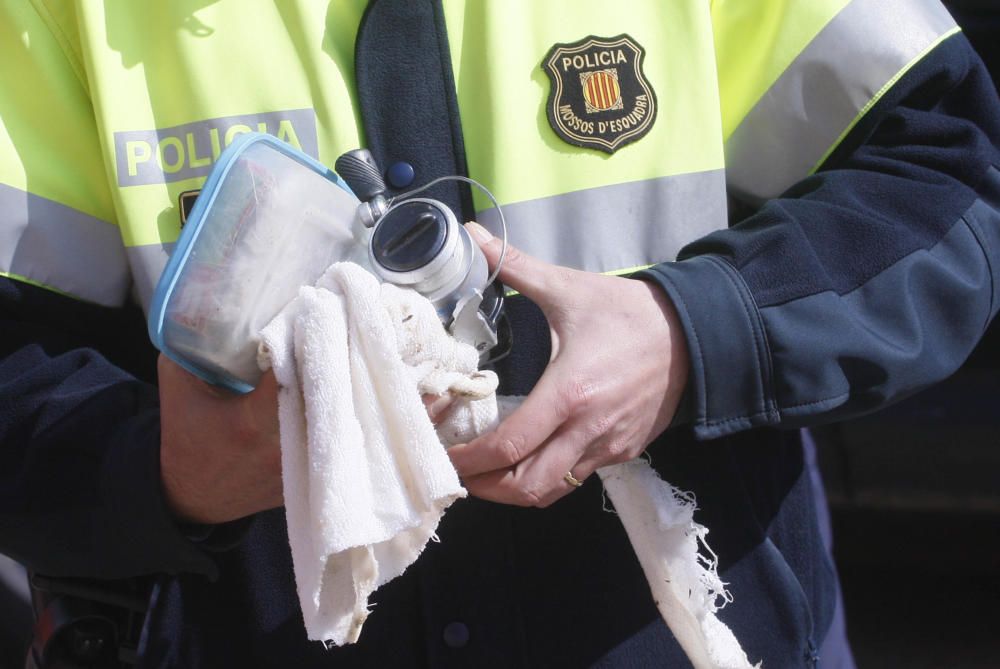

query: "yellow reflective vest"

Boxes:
[0, 0, 957, 310]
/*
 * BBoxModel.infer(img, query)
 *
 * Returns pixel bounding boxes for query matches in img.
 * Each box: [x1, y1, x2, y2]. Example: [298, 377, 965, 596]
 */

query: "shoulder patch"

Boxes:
[542, 34, 657, 154]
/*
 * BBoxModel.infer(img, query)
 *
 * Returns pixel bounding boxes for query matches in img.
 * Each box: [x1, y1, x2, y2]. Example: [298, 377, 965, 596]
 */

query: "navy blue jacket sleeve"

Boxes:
[0, 278, 223, 579]
[642, 34, 1000, 440]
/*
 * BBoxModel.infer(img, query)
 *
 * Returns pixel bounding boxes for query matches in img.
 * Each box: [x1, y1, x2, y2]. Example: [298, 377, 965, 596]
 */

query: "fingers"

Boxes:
[463, 221, 504, 270]
[451, 371, 642, 507]
[254, 368, 279, 394]
[158, 353, 284, 524]
[245, 370, 280, 440]
[422, 393, 456, 426]
[460, 415, 638, 507]
[450, 234, 686, 511]
[449, 372, 615, 507]
[464, 221, 569, 306]
[448, 369, 568, 477]
[461, 427, 591, 507]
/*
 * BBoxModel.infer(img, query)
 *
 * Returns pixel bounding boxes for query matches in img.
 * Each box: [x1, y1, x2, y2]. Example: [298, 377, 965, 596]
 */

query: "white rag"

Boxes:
[258, 262, 758, 668]
[257, 263, 481, 644]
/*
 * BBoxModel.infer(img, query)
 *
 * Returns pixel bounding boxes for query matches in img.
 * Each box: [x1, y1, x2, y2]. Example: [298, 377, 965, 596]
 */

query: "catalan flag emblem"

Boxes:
[542, 34, 657, 154]
[582, 70, 623, 113]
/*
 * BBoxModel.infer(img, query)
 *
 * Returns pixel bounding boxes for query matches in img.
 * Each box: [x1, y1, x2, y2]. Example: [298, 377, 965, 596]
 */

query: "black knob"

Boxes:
[335, 149, 387, 201]
[371, 202, 449, 273]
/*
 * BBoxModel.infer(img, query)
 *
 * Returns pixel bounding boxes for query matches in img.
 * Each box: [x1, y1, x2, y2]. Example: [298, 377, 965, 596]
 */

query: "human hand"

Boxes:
[448, 222, 690, 507]
[158, 355, 283, 525]
[159, 356, 457, 525]
[423, 392, 458, 425]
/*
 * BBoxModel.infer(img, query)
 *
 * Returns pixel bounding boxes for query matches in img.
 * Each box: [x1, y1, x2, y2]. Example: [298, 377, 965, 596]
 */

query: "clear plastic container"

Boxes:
[149, 133, 369, 392]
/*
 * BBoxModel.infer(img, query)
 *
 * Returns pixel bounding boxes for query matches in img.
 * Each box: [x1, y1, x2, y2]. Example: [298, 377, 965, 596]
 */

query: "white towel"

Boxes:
[258, 263, 482, 645]
[259, 261, 756, 668]
[597, 462, 759, 669]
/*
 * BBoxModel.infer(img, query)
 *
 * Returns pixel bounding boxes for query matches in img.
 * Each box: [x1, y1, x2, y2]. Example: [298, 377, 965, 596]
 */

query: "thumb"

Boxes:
[464, 221, 564, 304]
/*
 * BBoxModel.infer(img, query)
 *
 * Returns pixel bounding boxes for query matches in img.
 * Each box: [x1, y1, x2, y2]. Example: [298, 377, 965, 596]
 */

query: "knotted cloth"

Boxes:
[258, 262, 757, 669]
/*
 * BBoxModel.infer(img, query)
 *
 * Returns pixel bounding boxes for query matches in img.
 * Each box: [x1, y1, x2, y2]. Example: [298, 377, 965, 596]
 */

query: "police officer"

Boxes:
[2, 1, 999, 667]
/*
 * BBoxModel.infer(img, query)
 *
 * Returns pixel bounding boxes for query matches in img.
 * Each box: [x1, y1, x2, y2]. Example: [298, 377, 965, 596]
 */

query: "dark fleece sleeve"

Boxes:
[0, 277, 222, 579]
[642, 34, 1000, 440]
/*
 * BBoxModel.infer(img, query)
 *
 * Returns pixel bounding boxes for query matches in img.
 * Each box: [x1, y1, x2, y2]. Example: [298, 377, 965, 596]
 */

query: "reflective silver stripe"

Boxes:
[726, 0, 958, 205]
[129, 171, 726, 311]
[0, 183, 129, 306]
[476, 170, 727, 273]
[127, 243, 174, 312]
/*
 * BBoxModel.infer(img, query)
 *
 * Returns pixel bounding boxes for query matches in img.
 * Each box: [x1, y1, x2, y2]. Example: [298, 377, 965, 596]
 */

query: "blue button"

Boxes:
[387, 161, 415, 189]
[442, 621, 470, 648]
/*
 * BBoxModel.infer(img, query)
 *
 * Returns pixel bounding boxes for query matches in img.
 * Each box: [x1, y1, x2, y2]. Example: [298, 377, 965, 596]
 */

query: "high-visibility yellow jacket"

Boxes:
[0, 0, 959, 309]
[1, 2, 998, 667]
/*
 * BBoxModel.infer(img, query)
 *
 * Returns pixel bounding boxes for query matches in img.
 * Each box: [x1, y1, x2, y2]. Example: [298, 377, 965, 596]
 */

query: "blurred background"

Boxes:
[1, 2, 998, 668]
